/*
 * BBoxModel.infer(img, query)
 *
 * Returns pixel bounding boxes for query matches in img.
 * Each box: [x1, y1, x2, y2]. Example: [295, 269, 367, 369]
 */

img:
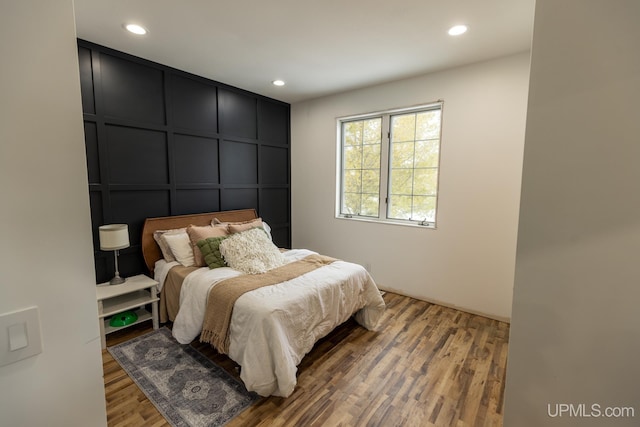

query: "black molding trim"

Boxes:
[78, 40, 291, 283]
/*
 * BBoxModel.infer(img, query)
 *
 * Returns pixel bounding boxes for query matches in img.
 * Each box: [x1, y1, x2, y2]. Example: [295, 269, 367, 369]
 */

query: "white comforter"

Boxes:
[155, 249, 385, 397]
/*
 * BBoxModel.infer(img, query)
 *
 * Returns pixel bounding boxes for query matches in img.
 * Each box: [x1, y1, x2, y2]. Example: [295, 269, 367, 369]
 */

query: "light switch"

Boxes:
[0, 306, 42, 367]
[8, 322, 28, 351]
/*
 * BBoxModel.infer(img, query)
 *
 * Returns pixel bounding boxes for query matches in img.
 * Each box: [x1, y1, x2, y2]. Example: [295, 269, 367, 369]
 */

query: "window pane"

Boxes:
[389, 169, 413, 195]
[343, 121, 363, 146]
[340, 117, 382, 218]
[391, 141, 414, 168]
[416, 110, 441, 140]
[412, 196, 436, 221]
[362, 169, 380, 194]
[391, 114, 416, 143]
[362, 144, 381, 169]
[388, 195, 412, 219]
[363, 118, 381, 143]
[413, 168, 438, 196]
[414, 140, 439, 168]
[361, 194, 379, 217]
[342, 192, 361, 215]
[344, 145, 362, 169]
[344, 170, 362, 193]
[388, 106, 442, 223]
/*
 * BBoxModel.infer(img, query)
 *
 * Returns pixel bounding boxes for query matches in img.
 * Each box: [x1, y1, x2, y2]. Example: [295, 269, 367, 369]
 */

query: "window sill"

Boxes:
[335, 215, 436, 230]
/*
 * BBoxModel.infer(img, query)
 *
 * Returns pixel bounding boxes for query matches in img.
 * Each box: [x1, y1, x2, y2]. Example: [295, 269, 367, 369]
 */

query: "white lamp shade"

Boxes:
[99, 224, 130, 250]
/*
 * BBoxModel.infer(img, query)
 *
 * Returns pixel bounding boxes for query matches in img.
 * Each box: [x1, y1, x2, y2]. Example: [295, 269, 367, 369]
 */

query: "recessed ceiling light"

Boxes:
[272, 80, 285, 87]
[124, 24, 147, 35]
[448, 25, 468, 36]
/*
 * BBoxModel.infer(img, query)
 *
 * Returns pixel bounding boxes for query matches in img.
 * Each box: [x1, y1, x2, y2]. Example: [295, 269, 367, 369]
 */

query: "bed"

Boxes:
[141, 209, 386, 397]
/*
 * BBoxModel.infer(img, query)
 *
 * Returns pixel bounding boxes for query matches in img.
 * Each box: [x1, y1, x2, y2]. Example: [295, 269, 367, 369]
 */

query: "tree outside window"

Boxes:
[338, 103, 442, 227]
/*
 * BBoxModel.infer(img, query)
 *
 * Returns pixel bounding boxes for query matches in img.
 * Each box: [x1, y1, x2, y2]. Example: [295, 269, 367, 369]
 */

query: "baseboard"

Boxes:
[377, 285, 511, 324]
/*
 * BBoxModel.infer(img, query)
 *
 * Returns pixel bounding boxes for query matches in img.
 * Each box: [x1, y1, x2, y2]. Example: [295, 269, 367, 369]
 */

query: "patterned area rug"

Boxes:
[108, 327, 258, 427]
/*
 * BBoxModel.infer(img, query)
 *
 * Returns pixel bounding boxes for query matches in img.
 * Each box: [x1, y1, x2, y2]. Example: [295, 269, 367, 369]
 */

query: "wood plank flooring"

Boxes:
[103, 292, 509, 426]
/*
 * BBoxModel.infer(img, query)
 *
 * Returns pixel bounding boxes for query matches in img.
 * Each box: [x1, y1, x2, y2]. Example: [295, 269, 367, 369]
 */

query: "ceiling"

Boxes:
[74, 0, 535, 104]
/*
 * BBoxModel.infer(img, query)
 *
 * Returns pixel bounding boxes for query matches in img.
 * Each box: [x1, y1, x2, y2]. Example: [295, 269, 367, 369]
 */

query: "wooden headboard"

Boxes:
[141, 208, 258, 273]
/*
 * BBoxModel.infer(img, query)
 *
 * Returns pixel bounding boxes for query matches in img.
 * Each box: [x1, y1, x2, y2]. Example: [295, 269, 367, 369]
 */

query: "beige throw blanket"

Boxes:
[160, 265, 199, 323]
[200, 254, 337, 354]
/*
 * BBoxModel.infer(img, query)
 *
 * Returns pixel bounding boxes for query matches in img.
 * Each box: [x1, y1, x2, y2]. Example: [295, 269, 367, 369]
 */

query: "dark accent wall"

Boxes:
[78, 40, 291, 283]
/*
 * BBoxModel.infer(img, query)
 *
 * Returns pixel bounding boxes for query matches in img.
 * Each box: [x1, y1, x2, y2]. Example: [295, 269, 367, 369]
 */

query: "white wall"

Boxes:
[291, 53, 530, 320]
[0, 1, 107, 426]
[504, 0, 640, 425]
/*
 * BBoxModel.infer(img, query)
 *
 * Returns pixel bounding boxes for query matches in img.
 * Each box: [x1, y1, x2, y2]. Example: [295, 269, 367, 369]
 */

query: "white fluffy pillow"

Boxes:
[219, 227, 284, 274]
[162, 232, 195, 267]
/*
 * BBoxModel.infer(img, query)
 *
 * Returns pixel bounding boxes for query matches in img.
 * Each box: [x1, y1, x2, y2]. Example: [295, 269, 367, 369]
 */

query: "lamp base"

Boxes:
[110, 275, 126, 285]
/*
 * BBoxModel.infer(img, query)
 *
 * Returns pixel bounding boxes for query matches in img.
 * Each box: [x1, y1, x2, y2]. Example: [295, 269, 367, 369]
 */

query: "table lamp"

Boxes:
[99, 224, 130, 285]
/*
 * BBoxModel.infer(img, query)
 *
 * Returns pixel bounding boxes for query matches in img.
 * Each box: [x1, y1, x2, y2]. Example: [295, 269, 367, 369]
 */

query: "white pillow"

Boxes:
[262, 221, 272, 241]
[219, 227, 284, 274]
[161, 232, 195, 267]
[153, 227, 186, 262]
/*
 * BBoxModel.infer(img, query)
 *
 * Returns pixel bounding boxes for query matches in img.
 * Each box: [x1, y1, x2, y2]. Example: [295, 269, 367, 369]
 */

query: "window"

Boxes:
[341, 117, 382, 217]
[337, 102, 443, 227]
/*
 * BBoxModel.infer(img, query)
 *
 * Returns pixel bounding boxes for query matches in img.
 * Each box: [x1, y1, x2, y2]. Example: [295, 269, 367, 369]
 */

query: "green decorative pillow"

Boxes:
[197, 236, 228, 269]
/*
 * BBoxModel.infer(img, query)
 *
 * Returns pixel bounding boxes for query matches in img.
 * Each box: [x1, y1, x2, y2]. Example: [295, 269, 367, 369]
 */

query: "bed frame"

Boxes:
[141, 208, 258, 273]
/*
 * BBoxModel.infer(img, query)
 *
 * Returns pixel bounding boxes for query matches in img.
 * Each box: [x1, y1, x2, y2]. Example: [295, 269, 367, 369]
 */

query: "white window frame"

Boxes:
[335, 101, 443, 228]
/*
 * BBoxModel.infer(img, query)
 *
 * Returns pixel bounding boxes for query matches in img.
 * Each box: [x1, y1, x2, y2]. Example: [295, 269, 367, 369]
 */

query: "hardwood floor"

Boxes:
[103, 292, 509, 426]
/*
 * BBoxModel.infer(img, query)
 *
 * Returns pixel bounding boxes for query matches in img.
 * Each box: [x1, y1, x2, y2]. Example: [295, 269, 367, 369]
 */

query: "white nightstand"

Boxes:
[96, 274, 159, 349]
